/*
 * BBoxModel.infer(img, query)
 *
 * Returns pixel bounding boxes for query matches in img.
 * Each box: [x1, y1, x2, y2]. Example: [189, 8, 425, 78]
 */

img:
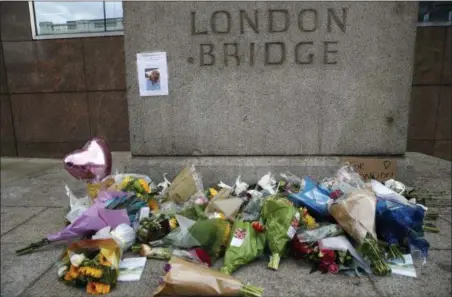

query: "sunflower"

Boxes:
[63, 265, 79, 281]
[86, 282, 111, 295]
[98, 254, 111, 267]
[79, 266, 103, 278]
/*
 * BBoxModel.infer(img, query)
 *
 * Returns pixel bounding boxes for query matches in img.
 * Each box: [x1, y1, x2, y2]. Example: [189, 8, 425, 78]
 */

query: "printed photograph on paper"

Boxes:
[137, 52, 168, 96]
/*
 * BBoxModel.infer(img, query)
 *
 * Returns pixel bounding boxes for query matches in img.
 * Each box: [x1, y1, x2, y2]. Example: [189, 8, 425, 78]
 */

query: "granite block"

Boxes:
[434, 140, 452, 162]
[406, 139, 435, 156]
[124, 2, 418, 156]
[435, 87, 452, 140]
[408, 86, 440, 140]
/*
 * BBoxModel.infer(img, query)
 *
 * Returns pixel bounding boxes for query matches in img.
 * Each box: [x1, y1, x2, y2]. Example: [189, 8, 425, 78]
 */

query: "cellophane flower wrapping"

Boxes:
[56, 238, 121, 295]
[287, 177, 332, 220]
[139, 244, 211, 266]
[164, 216, 231, 262]
[220, 220, 266, 275]
[375, 198, 429, 257]
[261, 196, 300, 270]
[152, 256, 263, 297]
[296, 224, 343, 243]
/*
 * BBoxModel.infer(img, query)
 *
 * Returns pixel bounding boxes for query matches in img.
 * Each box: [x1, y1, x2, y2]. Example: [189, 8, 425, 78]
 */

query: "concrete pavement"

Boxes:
[1, 152, 451, 297]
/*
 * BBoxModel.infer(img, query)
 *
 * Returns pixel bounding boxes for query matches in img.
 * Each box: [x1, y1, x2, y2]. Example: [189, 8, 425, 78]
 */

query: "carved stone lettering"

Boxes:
[265, 42, 286, 65]
[200, 43, 215, 66]
[298, 9, 318, 32]
[211, 11, 231, 34]
[224, 43, 240, 66]
[327, 8, 347, 33]
[240, 10, 259, 34]
[268, 10, 289, 33]
[323, 41, 338, 64]
[295, 42, 314, 64]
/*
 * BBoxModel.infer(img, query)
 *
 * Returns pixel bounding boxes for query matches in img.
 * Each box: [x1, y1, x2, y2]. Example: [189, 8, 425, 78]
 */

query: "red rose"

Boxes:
[320, 249, 336, 263]
[328, 263, 339, 274]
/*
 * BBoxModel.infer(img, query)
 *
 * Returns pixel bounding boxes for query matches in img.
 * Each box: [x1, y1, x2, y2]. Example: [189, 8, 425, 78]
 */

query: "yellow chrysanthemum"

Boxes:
[303, 214, 318, 229]
[87, 282, 111, 295]
[169, 217, 178, 230]
[209, 188, 218, 197]
[120, 176, 133, 190]
[79, 266, 103, 278]
[64, 265, 79, 281]
[138, 179, 151, 193]
[148, 199, 159, 211]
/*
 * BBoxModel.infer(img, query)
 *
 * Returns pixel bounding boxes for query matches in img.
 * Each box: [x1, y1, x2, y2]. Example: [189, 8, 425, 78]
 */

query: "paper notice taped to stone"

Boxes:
[137, 52, 168, 96]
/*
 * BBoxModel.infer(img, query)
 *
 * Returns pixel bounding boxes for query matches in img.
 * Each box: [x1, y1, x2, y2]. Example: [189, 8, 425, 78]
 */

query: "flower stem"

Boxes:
[268, 253, 280, 270]
[15, 238, 50, 256]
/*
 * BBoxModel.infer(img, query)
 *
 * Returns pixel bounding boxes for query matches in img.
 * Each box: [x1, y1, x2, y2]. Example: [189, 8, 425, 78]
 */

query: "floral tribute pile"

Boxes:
[16, 138, 441, 296]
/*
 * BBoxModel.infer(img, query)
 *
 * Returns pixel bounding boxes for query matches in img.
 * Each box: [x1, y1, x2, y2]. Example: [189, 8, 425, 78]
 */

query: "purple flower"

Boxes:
[164, 263, 171, 273]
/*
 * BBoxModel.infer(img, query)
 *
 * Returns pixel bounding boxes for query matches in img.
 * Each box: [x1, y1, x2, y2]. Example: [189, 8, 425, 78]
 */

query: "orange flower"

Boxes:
[99, 254, 111, 267]
[138, 179, 151, 193]
[86, 282, 111, 295]
[64, 265, 79, 281]
[148, 199, 159, 211]
[79, 266, 103, 278]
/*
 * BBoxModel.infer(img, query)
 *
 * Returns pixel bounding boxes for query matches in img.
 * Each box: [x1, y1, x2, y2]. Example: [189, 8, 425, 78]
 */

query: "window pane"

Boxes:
[34, 1, 105, 35]
[105, 2, 124, 31]
[418, 1, 452, 23]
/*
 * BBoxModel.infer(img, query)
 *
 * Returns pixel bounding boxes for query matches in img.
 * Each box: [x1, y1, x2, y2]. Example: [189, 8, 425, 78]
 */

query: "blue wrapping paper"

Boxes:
[375, 198, 429, 257]
[287, 177, 332, 220]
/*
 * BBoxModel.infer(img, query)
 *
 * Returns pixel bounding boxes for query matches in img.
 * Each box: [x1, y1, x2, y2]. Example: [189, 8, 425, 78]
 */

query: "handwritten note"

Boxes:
[341, 157, 396, 182]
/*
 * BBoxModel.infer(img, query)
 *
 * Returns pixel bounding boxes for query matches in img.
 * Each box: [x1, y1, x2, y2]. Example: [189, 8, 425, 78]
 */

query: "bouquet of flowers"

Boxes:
[133, 243, 211, 266]
[287, 177, 332, 220]
[220, 219, 266, 275]
[136, 215, 172, 243]
[56, 238, 120, 295]
[163, 216, 231, 262]
[261, 196, 300, 270]
[163, 166, 204, 204]
[290, 238, 341, 274]
[152, 256, 263, 297]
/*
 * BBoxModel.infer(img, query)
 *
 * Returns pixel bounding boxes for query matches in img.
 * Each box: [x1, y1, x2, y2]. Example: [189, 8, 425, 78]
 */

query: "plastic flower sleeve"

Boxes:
[296, 224, 343, 243]
[288, 177, 332, 220]
[220, 220, 266, 275]
[261, 196, 300, 270]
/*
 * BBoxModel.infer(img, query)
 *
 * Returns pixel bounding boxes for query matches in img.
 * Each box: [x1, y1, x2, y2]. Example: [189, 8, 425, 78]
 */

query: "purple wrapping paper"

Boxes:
[47, 191, 131, 242]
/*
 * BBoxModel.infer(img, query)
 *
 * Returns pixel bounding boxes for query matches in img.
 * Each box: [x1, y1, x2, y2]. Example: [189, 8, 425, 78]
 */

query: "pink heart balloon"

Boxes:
[63, 137, 112, 182]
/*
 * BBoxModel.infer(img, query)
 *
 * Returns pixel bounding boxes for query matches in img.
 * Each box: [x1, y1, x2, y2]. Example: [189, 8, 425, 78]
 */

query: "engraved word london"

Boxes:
[190, 8, 348, 67]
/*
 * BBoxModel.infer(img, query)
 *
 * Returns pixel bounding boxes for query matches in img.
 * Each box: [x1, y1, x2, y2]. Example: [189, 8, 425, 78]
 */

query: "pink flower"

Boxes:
[328, 263, 339, 274]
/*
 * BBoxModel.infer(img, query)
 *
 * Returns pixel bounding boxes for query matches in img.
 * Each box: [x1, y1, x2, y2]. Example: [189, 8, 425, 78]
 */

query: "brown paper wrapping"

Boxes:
[165, 167, 202, 204]
[153, 257, 243, 297]
[328, 189, 377, 244]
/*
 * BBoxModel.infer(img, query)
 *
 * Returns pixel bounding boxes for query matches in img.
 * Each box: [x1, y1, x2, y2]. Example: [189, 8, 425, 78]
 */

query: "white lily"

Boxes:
[70, 253, 86, 267]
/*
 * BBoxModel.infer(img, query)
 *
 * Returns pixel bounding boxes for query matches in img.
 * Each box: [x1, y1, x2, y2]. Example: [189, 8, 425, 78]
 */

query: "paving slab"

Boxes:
[1, 207, 66, 244]
[370, 250, 452, 297]
[1, 243, 63, 297]
[22, 255, 379, 297]
[0, 158, 60, 184]
[425, 216, 452, 250]
[1, 206, 46, 235]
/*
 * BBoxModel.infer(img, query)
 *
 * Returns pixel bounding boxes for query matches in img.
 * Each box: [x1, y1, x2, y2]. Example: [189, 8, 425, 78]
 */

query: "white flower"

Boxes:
[70, 253, 86, 267]
[57, 266, 67, 278]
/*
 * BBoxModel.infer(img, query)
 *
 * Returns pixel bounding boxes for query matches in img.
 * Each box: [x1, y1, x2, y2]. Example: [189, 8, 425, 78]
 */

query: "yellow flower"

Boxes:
[222, 222, 232, 247]
[138, 179, 151, 193]
[79, 266, 103, 278]
[169, 217, 178, 230]
[209, 188, 218, 197]
[120, 176, 132, 190]
[64, 265, 79, 281]
[303, 214, 318, 229]
[99, 255, 111, 267]
[87, 282, 111, 295]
